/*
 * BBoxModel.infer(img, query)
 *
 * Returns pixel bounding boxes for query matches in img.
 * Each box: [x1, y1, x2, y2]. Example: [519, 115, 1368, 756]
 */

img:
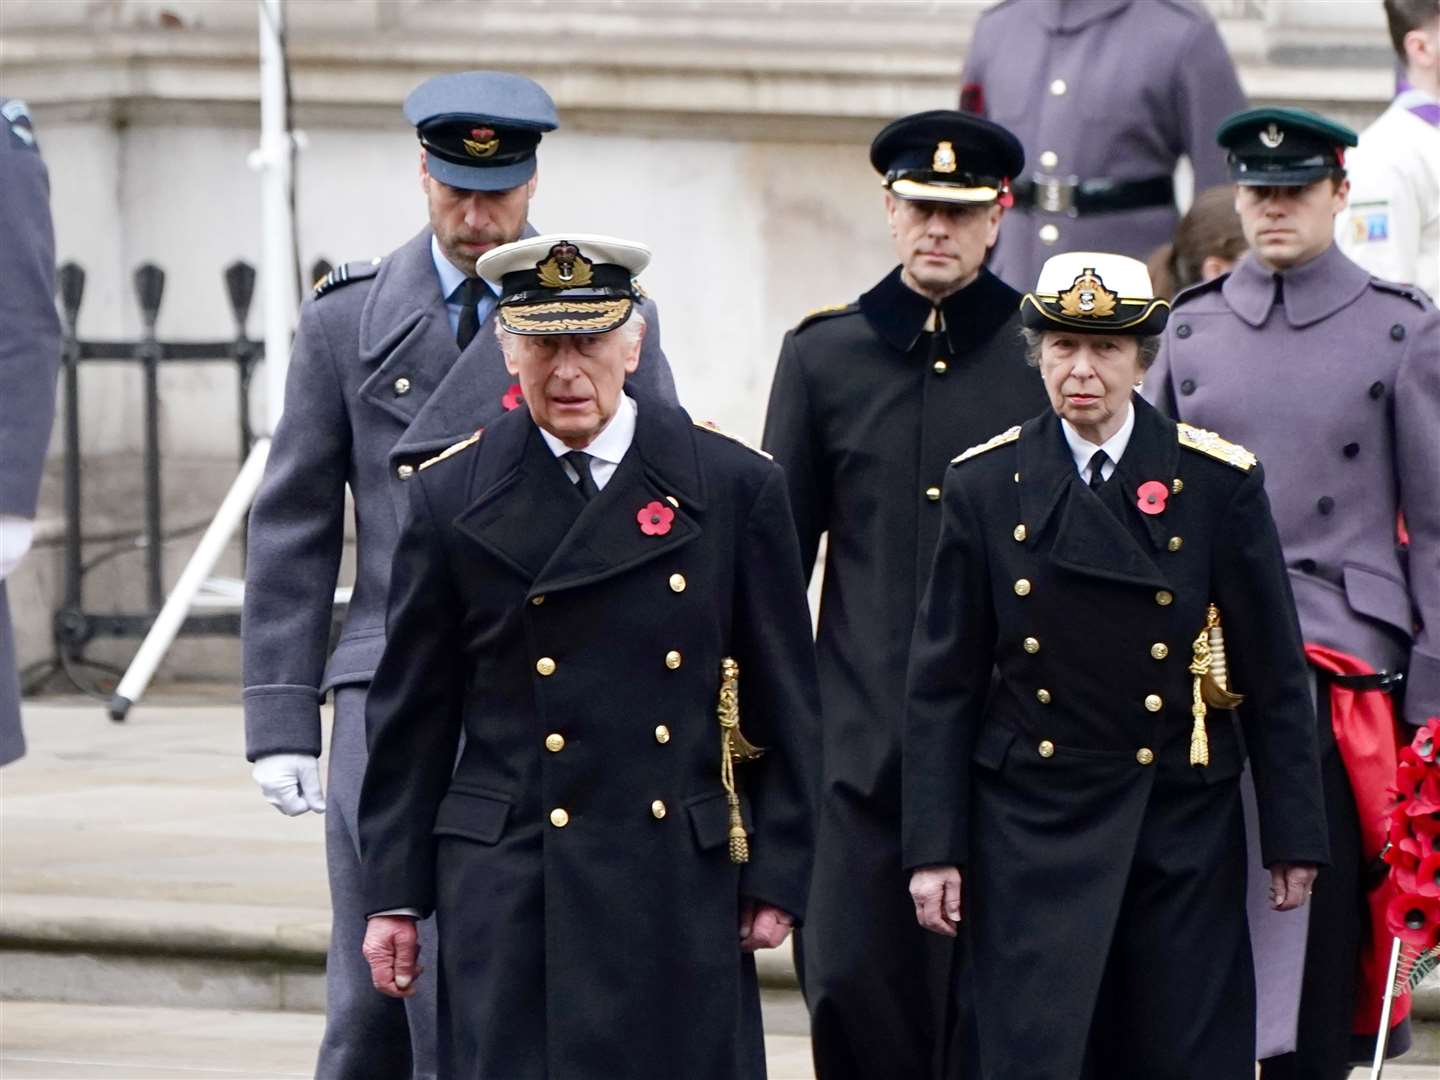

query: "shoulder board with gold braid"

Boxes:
[693, 420, 773, 460]
[951, 425, 1020, 465]
[794, 302, 857, 332]
[313, 257, 383, 299]
[1177, 423, 1257, 472]
[418, 429, 483, 472]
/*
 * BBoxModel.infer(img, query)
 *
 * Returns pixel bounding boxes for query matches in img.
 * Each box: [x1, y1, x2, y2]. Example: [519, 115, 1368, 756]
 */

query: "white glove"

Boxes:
[252, 753, 326, 816]
[0, 516, 35, 581]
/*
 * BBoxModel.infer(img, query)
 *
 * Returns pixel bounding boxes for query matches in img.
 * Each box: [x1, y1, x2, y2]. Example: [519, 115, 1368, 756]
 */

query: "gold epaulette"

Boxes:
[418, 429, 483, 471]
[693, 420, 773, 460]
[1177, 423, 1257, 472]
[952, 425, 1021, 465]
[794, 302, 855, 331]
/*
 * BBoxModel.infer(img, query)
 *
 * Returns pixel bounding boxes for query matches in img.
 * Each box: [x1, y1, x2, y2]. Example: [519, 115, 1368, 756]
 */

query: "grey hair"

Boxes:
[495, 306, 647, 357]
[1019, 326, 1161, 370]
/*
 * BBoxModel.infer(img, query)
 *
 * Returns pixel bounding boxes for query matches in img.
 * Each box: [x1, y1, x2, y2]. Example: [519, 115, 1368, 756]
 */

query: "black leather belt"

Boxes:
[1012, 174, 1175, 217]
[1320, 670, 1405, 693]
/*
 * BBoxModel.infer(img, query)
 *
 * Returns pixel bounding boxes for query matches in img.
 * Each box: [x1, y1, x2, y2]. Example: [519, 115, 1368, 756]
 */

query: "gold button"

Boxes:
[665, 650, 682, 670]
[933, 360, 948, 375]
[1013, 472, 1021, 484]
[1167, 536, 1183, 552]
[549, 808, 570, 828]
[1171, 479, 1184, 495]
[1039, 150, 1059, 169]
[665, 495, 679, 508]
[396, 463, 415, 480]
[1013, 524, 1027, 542]
[651, 800, 667, 820]
[1038, 740, 1055, 758]
[1036, 688, 1052, 704]
[925, 486, 941, 502]
[1155, 590, 1173, 606]
[669, 573, 686, 593]
[1014, 578, 1031, 596]
[1023, 637, 1040, 654]
[393, 376, 412, 396]
[1150, 642, 1169, 660]
[545, 733, 565, 753]
[536, 657, 556, 676]
[1039, 223, 1060, 245]
[531, 595, 545, 606]
[654, 724, 671, 744]
[1144, 694, 1163, 712]
[1136, 748, 1155, 766]
[1049, 78, 1068, 96]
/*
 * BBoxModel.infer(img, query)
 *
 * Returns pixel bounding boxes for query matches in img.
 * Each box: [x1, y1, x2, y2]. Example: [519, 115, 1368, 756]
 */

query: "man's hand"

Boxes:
[1270, 863, 1319, 912]
[739, 900, 794, 952]
[910, 865, 962, 937]
[362, 915, 423, 998]
[0, 516, 35, 581]
[251, 754, 326, 815]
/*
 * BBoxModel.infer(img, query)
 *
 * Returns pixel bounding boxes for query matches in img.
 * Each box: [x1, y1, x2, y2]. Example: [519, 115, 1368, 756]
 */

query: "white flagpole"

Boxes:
[1369, 935, 1404, 1079]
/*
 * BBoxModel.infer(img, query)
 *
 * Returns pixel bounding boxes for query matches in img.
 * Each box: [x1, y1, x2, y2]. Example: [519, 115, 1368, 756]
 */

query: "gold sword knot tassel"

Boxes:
[718, 657, 764, 864]
[1188, 604, 1246, 767]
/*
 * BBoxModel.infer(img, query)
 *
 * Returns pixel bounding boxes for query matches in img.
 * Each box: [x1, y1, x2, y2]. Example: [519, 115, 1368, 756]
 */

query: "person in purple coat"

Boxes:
[959, 0, 1247, 291]
[1146, 106, 1440, 1079]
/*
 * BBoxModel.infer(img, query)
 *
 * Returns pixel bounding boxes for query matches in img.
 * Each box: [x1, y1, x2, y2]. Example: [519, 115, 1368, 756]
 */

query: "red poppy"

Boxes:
[1411, 812, 1440, 854]
[1412, 716, 1440, 763]
[1417, 854, 1440, 899]
[502, 384, 524, 411]
[1135, 480, 1168, 516]
[1410, 773, 1440, 816]
[1385, 891, 1440, 950]
[1384, 837, 1420, 893]
[637, 501, 675, 537]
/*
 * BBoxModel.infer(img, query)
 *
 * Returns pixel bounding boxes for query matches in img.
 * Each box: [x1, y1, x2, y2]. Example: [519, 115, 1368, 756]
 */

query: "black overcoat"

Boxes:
[902, 397, 1329, 1080]
[761, 266, 1047, 1077]
[358, 397, 820, 1080]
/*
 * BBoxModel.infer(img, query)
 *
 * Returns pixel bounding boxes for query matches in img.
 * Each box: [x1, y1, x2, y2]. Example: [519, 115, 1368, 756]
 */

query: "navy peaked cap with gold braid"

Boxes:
[1020, 251, 1170, 336]
[477, 234, 651, 335]
[870, 109, 1024, 205]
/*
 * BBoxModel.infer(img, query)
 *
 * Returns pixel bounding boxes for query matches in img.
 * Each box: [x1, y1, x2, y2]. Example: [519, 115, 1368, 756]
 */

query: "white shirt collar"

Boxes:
[1060, 398, 1136, 482]
[537, 393, 637, 467]
[430, 234, 471, 302]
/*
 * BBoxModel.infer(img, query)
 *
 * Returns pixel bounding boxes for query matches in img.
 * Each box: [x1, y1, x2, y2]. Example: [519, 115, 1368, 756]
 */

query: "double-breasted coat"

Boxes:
[357, 396, 820, 1079]
[959, 0, 1246, 290]
[0, 99, 61, 768]
[902, 397, 1328, 1080]
[761, 267, 1047, 1078]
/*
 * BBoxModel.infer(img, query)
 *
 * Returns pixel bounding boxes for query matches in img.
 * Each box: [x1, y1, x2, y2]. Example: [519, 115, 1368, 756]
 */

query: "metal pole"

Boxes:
[1369, 935, 1404, 1079]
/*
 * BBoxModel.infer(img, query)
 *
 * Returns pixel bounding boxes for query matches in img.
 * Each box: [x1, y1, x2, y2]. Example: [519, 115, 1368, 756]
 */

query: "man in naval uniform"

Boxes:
[241, 72, 676, 1079]
[761, 110, 1047, 1080]
[958, 0, 1247, 290]
[0, 98, 61, 768]
[358, 235, 819, 1079]
[1146, 106, 1440, 1078]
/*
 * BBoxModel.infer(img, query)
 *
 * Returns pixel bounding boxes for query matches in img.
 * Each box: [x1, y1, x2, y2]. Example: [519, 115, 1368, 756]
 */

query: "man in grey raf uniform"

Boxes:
[0, 98, 61, 768]
[241, 72, 676, 1079]
[762, 110, 1046, 1080]
[358, 234, 819, 1079]
[1146, 106, 1440, 1079]
[959, 0, 1247, 290]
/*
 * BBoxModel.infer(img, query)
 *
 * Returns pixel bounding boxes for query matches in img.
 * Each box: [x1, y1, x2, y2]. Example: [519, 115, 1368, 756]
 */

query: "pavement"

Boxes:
[1, 693, 1435, 1079]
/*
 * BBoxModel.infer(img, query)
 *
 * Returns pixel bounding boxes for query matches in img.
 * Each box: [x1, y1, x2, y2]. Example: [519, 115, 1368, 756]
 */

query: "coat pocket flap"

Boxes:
[320, 627, 387, 694]
[1343, 563, 1413, 639]
[432, 785, 512, 845]
[972, 724, 1018, 772]
[685, 790, 751, 852]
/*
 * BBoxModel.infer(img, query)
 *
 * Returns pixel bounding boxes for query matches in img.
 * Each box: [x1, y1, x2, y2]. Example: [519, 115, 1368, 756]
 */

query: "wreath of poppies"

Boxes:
[1382, 716, 1440, 992]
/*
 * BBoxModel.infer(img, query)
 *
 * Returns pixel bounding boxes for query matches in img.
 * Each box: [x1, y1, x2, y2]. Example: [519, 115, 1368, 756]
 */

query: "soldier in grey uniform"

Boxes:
[0, 99, 61, 769]
[1146, 106, 1440, 1079]
[959, 0, 1247, 291]
[241, 72, 676, 1079]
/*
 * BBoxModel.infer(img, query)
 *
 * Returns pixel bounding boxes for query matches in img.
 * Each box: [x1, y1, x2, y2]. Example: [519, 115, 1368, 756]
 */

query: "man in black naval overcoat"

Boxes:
[358, 234, 819, 1079]
[761, 111, 1047, 1078]
[241, 73, 675, 1078]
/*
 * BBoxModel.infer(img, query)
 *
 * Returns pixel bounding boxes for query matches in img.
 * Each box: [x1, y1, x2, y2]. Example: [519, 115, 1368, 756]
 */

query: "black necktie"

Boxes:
[564, 451, 599, 501]
[456, 278, 482, 350]
[1087, 450, 1109, 492]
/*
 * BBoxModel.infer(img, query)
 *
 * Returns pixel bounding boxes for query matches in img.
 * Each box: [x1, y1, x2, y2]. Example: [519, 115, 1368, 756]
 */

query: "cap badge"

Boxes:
[1058, 268, 1117, 319]
[463, 127, 500, 158]
[536, 242, 595, 288]
[1259, 123, 1285, 149]
[932, 140, 958, 174]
